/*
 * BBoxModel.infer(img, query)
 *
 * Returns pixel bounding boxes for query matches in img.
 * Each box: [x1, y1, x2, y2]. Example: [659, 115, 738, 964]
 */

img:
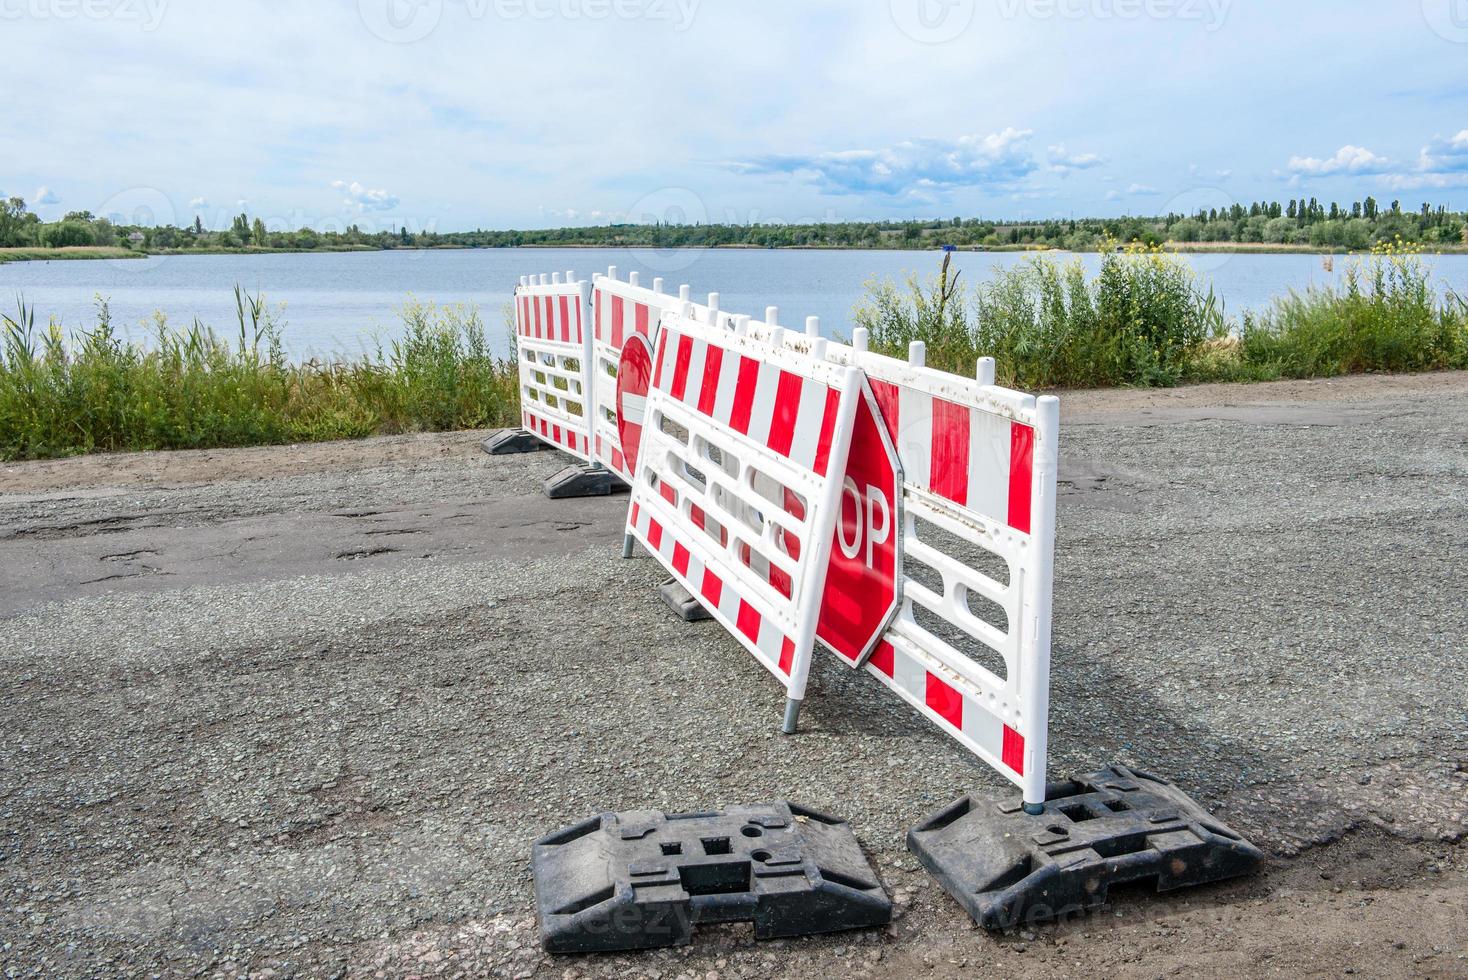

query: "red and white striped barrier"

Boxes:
[824, 335, 1059, 809]
[590, 270, 690, 482]
[509, 266, 1059, 809]
[623, 304, 868, 732]
[515, 272, 594, 460]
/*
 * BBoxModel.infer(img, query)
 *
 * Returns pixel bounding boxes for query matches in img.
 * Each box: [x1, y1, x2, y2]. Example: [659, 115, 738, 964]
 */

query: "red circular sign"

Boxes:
[615, 333, 655, 477]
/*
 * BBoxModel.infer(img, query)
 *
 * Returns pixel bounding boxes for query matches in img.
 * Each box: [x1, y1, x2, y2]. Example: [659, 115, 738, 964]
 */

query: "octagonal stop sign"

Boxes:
[817, 381, 902, 667]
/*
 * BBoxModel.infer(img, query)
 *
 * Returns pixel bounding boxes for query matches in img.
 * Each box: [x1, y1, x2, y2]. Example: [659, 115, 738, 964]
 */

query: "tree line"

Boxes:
[2, 195, 1465, 255]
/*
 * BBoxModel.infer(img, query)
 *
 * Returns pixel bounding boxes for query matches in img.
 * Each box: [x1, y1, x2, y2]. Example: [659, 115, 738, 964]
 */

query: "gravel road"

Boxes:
[2, 372, 1466, 979]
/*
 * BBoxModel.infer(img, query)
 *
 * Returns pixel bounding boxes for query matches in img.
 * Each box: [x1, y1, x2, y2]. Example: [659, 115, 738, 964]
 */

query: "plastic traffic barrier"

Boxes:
[533, 801, 891, 953]
[511, 272, 595, 460]
[501, 272, 619, 498]
[590, 269, 693, 483]
[907, 764, 1264, 930]
[623, 304, 874, 733]
[511, 265, 1056, 805]
[822, 334, 1060, 810]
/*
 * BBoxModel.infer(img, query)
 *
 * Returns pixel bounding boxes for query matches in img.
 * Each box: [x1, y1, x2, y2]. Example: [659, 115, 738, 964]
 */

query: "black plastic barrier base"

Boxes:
[908, 764, 1264, 931]
[482, 429, 551, 456]
[544, 464, 621, 499]
[659, 578, 713, 622]
[533, 802, 892, 953]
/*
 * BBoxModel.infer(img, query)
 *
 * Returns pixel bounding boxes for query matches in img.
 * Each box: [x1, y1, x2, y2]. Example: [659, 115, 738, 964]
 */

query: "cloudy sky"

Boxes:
[4, 0, 1466, 232]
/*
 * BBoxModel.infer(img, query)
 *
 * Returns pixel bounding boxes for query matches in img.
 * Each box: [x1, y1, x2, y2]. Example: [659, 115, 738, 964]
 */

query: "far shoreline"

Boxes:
[5, 242, 1468, 264]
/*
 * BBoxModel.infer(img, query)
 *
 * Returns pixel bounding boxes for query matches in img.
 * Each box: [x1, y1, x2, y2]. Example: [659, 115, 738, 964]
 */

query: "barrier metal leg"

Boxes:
[782, 698, 803, 735]
[621, 533, 635, 559]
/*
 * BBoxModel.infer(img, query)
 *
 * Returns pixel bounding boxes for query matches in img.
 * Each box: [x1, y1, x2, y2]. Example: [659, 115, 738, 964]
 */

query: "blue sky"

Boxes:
[3, 0, 1466, 232]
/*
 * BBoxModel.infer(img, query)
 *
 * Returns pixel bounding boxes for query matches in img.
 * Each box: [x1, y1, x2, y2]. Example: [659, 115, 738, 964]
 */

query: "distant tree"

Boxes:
[193, 215, 204, 235]
[251, 217, 268, 247]
[92, 217, 118, 247]
[40, 220, 95, 248]
[0, 196, 35, 247]
[1363, 197, 1378, 220]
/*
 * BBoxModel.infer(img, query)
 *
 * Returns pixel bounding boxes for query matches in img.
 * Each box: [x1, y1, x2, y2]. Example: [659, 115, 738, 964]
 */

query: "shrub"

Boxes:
[0, 288, 520, 461]
[1240, 240, 1468, 377]
[855, 242, 1229, 388]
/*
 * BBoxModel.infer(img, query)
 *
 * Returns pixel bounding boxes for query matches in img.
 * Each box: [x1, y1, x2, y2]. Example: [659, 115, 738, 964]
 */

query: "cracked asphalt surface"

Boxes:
[1, 371, 1466, 978]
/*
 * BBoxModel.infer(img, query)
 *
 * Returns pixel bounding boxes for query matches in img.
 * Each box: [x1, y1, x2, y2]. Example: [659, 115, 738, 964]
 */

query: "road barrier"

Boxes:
[823, 334, 1059, 810]
[511, 272, 594, 459]
[590, 270, 688, 482]
[499, 270, 1057, 806]
[622, 304, 869, 733]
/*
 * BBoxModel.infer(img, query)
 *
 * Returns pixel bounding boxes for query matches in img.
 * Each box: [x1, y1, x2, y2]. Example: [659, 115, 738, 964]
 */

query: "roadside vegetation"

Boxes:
[0, 290, 518, 461]
[3, 242, 1464, 462]
[855, 240, 1468, 389]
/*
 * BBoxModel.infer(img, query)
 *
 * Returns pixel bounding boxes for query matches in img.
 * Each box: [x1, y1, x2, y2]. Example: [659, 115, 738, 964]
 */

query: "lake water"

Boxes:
[4, 248, 1466, 361]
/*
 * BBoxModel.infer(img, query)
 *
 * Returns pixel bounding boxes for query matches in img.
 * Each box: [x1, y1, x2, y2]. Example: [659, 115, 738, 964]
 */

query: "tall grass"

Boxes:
[0, 288, 519, 461]
[1239, 241, 1468, 377]
[855, 241, 1467, 388]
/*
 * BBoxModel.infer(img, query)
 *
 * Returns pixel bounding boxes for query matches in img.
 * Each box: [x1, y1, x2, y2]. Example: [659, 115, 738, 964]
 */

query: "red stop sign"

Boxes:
[616, 333, 655, 476]
[817, 383, 902, 666]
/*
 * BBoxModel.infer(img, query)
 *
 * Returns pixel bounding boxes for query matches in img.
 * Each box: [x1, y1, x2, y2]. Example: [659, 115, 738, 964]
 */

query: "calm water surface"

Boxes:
[4, 248, 1465, 360]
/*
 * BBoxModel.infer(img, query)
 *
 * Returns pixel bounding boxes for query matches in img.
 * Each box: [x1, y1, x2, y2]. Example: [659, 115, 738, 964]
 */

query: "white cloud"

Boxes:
[1047, 144, 1106, 173]
[34, 186, 60, 205]
[1416, 130, 1468, 173]
[726, 129, 1039, 198]
[189, 196, 210, 209]
[1126, 183, 1159, 195]
[332, 180, 399, 212]
[1286, 145, 1391, 176]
